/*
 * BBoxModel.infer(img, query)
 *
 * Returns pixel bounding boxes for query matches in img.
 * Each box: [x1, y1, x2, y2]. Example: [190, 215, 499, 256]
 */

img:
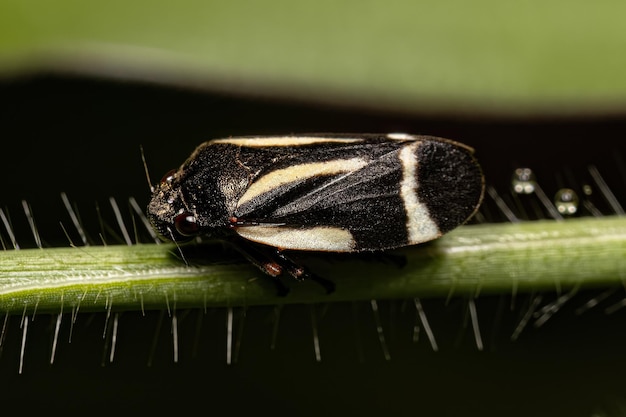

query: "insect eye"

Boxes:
[174, 212, 199, 236]
[160, 169, 177, 184]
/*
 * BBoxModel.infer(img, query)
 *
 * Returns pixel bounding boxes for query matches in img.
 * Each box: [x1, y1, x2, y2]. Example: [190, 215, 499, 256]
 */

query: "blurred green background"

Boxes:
[1, 1, 626, 416]
[2, 0, 626, 114]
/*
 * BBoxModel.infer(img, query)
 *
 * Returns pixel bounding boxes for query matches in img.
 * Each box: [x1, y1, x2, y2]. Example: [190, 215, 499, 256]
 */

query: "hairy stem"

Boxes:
[0, 216, 624, 314]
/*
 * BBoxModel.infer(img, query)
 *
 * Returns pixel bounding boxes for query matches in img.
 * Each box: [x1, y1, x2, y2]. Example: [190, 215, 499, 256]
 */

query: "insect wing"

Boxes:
[229, 135, 483, 252]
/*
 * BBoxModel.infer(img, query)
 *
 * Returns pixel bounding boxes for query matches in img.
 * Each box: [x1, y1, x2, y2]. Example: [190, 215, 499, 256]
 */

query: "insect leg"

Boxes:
[227, 237, 335, 295]
[227, 239, 291, 296]
[272, 249, 336, 294]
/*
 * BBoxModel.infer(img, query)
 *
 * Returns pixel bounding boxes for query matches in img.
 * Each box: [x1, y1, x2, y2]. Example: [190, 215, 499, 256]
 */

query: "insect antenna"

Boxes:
[140, 144, 155, 193]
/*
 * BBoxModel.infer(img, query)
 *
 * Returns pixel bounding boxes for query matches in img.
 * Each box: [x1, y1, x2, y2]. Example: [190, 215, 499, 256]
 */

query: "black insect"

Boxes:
[147, 133, 484, 295]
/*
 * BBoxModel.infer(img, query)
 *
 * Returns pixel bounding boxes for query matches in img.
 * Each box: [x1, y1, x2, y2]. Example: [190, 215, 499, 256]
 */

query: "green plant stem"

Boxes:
[0, 215, 624, 314]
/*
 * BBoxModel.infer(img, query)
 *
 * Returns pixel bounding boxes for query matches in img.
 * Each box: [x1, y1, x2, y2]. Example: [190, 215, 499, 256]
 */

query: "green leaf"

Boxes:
[1, 0, 625, 114]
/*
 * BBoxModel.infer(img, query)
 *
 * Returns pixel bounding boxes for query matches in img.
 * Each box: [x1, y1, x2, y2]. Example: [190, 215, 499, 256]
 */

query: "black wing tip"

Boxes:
[416, 140, 485, 233]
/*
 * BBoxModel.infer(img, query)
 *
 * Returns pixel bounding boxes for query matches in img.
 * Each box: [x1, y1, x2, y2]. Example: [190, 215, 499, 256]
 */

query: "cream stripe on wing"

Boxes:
[213, 137, 363, 147]
[398, 143, 440, 244]
[237, 158, 368, 207]
[235, 226, 356, 252]
[387, 133, 417, 141]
